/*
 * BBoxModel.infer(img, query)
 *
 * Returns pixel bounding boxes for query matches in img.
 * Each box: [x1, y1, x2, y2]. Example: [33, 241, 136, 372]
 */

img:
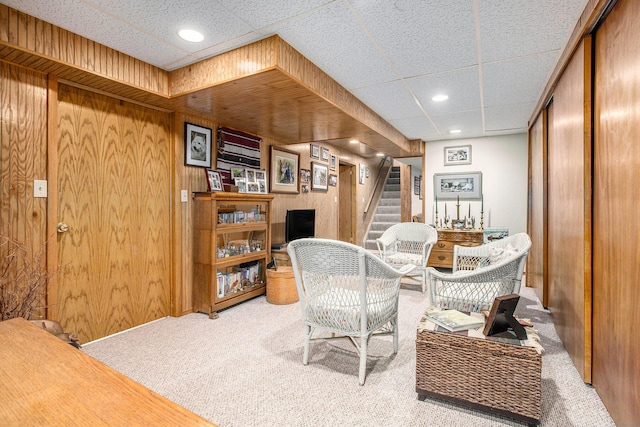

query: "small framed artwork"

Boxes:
[246, 169, 256, 183]
[270, 146, 299, 194]
[235, 178, 247, 193]
[311, 161, 328, 191]
[330, 154, 337, 170]
[434, 171, 482, 199]
[358, 163, 365, 184]
[255, 170, 266, 181]
[414, 176, 421, 195]
[483, 294, 527, 340]
[365, 167, 370, 178]
[257, 178, 268, 193]
[444, 144, 472, 166]
[310, 144, 320, 159]
[246, 181, 261, 194]
[231, 167, 246, 181]
[329, 174, 337, 186]
[300, 168, 311, 184]
[184, 123, 212, 167]
[301, 184, 309, 193]
[205, 169, 223, 192]
[321, 147, 330, 162]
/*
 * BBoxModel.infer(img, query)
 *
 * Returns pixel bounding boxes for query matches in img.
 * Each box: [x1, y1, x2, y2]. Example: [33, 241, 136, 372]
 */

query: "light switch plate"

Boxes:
[181, 190, 188, 202]
[34, 180, 47, 198]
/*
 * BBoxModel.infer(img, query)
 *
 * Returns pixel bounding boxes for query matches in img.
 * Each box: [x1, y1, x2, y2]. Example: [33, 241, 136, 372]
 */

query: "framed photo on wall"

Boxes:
[434, 171, 482, 199]
[270, 146, 299, 193]
[311, 161, 328, 191]
[321, 147, 330, 162]
[358, 163, 365, 184]
[184, 123, 212, 167]
[444, 144, 472, 166]
[310, 144, 320, 159]
[330, 154, 337, 170]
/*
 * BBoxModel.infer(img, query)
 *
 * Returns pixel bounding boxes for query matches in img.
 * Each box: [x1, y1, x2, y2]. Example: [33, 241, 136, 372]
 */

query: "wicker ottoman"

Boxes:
[416, 315, 541, 426]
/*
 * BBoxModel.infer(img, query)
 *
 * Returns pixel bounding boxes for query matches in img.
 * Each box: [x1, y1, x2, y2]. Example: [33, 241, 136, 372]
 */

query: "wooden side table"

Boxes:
[416, 313, 541, 426]
[427, 229, 483, 268]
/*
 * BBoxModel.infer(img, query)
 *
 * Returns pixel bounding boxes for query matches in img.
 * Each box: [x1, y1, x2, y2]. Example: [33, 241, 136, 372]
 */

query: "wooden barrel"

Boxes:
[266, 266, 299, 304]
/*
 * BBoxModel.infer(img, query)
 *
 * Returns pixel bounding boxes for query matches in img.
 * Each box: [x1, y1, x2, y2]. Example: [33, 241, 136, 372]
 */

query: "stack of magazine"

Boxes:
[425, 308, 484, 332]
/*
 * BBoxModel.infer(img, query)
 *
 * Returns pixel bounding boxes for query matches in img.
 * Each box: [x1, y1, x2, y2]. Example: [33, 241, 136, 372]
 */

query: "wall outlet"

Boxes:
[180, 190, 188, 202]
[34, 180, 47, 198]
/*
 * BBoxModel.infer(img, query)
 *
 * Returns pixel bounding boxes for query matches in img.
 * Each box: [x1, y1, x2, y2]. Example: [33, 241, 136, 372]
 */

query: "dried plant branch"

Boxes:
[0, 234, 54, 321]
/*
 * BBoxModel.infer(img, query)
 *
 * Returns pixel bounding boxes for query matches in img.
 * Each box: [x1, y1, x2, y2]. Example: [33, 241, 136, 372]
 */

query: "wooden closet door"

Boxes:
[593, 0, 640, 424]
[52, 83, 172, 343]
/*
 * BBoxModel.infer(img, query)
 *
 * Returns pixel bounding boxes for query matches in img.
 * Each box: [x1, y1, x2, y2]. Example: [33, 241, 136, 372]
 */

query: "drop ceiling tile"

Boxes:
[271, 2, 396, 90]
[352, 80, 424, 121]
[350, 0, 478, 77]
[479, 0, 588, 62]
[218, 0, 334, 29]
[430, 110, 484, 139]
[405, 67, 481, 116]
[484, 102, 535, 133]
[389, 116, 440, 141]
[482, 52, 559, 107]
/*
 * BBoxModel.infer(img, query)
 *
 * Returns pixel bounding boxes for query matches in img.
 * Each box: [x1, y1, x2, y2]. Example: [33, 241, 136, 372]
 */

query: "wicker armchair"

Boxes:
[287, 238, 415, 385]
[426, 233, 532, 312]
[375, 222, 438, 293]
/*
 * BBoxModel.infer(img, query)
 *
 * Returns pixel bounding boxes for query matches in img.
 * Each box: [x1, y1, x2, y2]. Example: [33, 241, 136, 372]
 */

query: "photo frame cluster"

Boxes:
[230, 167, 268, 194]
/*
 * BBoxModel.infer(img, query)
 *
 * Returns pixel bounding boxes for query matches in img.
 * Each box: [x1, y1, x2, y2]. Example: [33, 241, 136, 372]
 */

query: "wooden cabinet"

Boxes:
[427, 229, 483, 269]
[193, 192, 274, 318]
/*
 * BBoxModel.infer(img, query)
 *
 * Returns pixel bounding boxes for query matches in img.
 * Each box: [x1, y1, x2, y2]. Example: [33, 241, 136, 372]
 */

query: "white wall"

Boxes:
[422, 134, 528, 235]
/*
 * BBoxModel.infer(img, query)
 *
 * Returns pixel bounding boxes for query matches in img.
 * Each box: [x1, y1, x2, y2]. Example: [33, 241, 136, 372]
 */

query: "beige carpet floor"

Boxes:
[83, 284, 615, 427]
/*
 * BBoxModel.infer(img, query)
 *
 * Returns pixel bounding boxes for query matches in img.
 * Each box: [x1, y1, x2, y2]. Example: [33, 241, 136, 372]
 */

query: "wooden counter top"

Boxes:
[0, 317, 216, 426]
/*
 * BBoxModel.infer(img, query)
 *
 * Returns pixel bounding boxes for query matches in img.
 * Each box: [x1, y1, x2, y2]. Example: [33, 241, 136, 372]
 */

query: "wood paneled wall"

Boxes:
[546, 37, 592, 382]
[593, 0, 640, 424]
[53, 84, 171, 342]
[0, 62, 48, 318]
[527, 112, 547, 306]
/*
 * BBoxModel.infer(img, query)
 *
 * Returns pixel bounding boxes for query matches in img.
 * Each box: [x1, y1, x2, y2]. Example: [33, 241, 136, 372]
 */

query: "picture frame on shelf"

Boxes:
[235, 178, 247, 193]
[321, 147, 330, 162]
[330, 154, 337, 170]
[444, 144, 472, 166]
[205, 169, 223, 192]
[230, 167, 245, 180]
[311, 161, 328, 191]
[184, 122, 212, 167]
[246, 181, 261, 194]
[257, 178, 268, 194]
[434, 171, 482, 199]
[270, 146, 299, 194]
[310, 144, 320, 159]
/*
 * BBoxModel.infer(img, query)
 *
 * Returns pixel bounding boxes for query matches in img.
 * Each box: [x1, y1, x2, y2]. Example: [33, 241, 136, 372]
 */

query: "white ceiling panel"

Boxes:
[350, 0, 478, 77]
[2, 0, 590, 144]
[271, 2, 397, 90]
[484, 103, 536, 132]
[352, 80, 424, 121]
[482, 52, 559, 107]
[406, 67, 481, 116]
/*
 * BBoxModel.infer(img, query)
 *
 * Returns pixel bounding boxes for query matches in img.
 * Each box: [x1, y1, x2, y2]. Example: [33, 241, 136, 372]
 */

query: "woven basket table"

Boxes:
[416, 314, 541, 426]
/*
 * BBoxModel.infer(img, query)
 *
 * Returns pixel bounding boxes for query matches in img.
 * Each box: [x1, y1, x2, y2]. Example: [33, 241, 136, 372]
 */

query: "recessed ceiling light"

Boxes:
[432, 94, 449, 102]
[349, 139, 360, 144]
[179, 29, 204, 42]
[449, 129, 462, 134]
[376, 152, 385, 157]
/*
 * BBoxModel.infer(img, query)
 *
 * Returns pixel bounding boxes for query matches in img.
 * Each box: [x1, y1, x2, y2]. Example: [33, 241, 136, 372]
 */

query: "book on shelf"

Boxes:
[425, 309, 485, 332]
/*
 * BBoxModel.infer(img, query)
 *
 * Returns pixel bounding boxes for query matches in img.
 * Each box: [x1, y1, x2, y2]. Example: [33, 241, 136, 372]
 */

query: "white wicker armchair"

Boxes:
[376, 222, 438, 293]
[287, 238, 415, 385]
[426, 233, 532, 312]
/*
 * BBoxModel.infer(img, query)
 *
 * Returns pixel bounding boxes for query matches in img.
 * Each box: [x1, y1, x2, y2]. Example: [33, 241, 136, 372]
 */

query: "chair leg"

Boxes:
[303, 324, 311, 365]
[421, 269, 426, 294]
[392, 318, 399, 353]
[359, 335, 369, 385]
